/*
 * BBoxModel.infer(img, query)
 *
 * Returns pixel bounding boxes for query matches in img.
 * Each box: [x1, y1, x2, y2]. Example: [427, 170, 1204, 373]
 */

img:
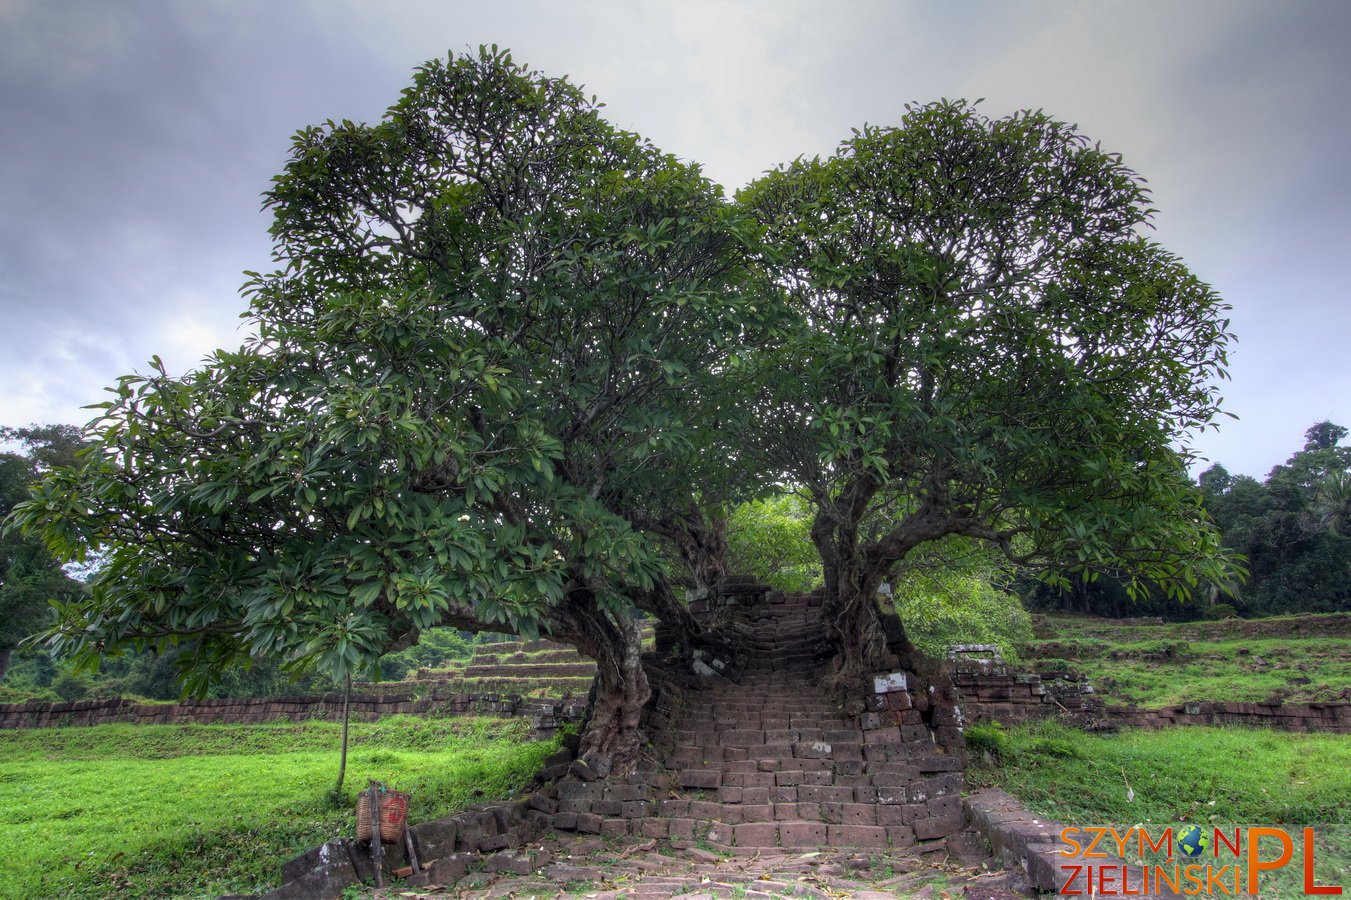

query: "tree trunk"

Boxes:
[633, 579, 706, 660]
[639, 508, 728, 599]
[0, 647, 11, 684]
[811, 500, 898, 691]
[681, 513, 728, 598]
[335, 673, 352, 795]
[548, 593, 651, 778]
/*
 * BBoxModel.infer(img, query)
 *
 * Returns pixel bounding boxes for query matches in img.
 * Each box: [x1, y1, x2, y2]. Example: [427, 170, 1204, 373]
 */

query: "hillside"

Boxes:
[1027, 612, 1351, 707]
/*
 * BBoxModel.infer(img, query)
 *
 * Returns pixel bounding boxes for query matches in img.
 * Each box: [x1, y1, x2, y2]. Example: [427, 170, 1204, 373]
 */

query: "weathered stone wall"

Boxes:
[1101, 699, 1350, 732]
[947, 645, 1351, 734]
[947, 645, 1103, 728]
[0, 686, 587, 737]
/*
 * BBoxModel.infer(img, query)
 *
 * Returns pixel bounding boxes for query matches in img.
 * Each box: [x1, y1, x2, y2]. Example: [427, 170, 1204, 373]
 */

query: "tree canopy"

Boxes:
[738, 100, 1238, 679]
[1200, 421, 1351, 615]
[10, 48, 768, 773]
[9, 56, 1241, 769]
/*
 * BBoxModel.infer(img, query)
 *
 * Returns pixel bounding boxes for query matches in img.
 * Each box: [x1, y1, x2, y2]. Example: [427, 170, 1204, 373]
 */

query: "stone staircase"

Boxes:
[634, 590, 967, 852]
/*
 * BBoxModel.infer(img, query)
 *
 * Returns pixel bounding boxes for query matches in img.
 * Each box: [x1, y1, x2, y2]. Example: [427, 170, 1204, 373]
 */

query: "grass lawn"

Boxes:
[968, 721, 1351, 895]
[1029, 613, 1351, 707]
[1, 715, 557, 899]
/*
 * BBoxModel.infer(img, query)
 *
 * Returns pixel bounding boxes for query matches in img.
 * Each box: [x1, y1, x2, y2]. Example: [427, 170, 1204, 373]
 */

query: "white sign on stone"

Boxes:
[873, 671, 908, 694]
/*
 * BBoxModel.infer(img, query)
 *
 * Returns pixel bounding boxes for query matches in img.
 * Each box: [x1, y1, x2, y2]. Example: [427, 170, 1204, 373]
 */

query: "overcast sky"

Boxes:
[2, 0, 1347, 479]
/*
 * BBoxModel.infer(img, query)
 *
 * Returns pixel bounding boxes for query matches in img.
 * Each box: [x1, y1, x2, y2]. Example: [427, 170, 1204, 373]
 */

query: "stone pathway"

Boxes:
[640, 592, 966, 852]
[362, 831, 1030, 898]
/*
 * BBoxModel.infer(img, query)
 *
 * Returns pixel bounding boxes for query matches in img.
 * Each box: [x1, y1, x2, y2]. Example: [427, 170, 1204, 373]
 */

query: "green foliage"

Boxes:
[725, 493, 820, 591]
[0, 716, 554, 898]
[9, 48, 766, 698]
[0, 425, 86, 679]
[1198, 421, 1351, 616]
[964, 722, 1012, 763]
[890, 536, 1033, 659]
[50, 669, 92, 701]
[375, 627, 474, 681]
[739, 100, 1239, 670]
[967, 720, 1351, 826]
[9, 61, 1244, 705]
[895, 571, 1034, 661]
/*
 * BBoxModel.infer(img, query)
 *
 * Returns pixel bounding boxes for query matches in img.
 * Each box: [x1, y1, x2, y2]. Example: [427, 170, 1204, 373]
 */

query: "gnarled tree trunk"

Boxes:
[633, 579, 706, 660]
[548, 591, 651, 778]
[811, 479, 958, 690]
[811, 478, 897, 690]
[677, 512, 728, 599]
[634, 508, 728, 600]
[812, 521, 897, 691]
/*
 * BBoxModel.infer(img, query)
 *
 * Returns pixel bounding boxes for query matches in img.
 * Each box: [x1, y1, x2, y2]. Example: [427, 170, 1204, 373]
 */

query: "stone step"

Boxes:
[642, 585, 970, 855]
[682, 698, 844, 712]
[461, 662, 597, 678]
[672, 723, 866, 740]
[637, 817, 927, 851]
[676, 715, 847, 728]
[663, 748, 955, 776]
[739, 631, 824, 644]
[663, 771, 961, 807]
[678, 711, 852, 725]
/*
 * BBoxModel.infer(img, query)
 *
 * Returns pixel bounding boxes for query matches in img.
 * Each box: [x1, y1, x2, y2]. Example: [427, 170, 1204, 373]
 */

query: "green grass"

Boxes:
[1030, 613, 1351, 706]
[968, 721, 1350, 825]
[969, 722, 1351, 896]
[0, 716, 556, 899]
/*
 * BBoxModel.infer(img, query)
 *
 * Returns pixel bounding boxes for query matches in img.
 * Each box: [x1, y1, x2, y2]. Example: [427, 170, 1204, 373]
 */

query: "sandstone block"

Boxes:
[733, 822, 779, 847]
[779, 821, 827, 847]
[827, 824, 888, 848]
[912, 812, 965, 840]
[680, 769, 722, 790]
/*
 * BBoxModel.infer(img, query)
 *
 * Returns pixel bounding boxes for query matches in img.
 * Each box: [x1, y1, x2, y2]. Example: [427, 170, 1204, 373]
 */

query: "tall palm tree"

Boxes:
[1312, 471, 1351, 536]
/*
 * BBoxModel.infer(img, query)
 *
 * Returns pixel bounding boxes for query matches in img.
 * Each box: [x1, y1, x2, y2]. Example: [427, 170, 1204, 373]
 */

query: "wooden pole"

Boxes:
[367, 780, 385, 889]
[335, 673, 352, 795]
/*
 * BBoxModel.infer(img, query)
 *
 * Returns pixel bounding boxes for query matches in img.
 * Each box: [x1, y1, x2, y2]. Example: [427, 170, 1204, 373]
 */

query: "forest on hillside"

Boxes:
[1024, 422, 1351, 620]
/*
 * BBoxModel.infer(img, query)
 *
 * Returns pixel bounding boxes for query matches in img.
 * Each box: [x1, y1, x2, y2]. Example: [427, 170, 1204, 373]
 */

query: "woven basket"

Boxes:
[356, 790, 409, 843]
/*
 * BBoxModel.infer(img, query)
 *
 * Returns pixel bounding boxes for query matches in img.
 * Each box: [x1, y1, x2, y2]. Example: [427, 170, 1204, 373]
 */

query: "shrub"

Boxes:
[895, 572, 1033, 661]
[965, 723, 1013, 763]
[726, 494, 821, 592]
[51, 670, 91, 702]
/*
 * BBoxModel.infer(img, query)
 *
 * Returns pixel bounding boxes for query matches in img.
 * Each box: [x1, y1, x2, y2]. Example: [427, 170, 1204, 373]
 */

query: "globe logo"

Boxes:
[1177, 825, 1210, 858]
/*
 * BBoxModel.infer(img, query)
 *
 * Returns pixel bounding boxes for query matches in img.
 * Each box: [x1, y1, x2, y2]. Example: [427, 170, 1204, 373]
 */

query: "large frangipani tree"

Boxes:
[738, 101, 1239, 683]
[13, 48, 768, 774]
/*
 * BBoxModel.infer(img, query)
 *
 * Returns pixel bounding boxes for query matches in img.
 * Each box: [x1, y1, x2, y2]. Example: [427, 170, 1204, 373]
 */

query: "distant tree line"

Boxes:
[0, 426, 85, 686]
[1025, 421, 1351, 619]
